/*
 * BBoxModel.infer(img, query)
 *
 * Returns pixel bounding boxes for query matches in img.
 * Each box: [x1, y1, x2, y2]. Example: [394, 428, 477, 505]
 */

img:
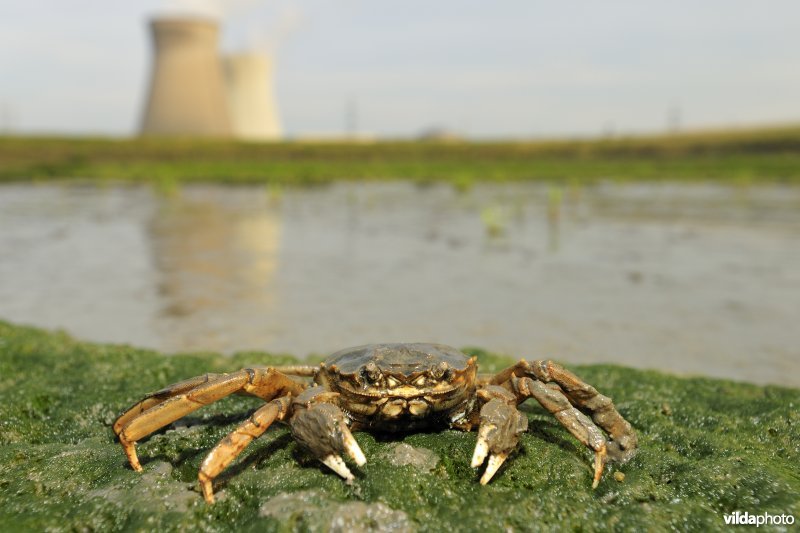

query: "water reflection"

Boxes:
[0, 182, 798, 386]
[546, 185, 563, 252]
[149, 188, 282, 352]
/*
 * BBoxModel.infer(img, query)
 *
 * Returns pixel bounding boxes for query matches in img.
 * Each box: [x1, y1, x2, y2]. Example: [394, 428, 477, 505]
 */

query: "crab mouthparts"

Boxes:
[375, 397, 432, 417]
[341, 382, 460, 400]
[337, 381, 469, 421]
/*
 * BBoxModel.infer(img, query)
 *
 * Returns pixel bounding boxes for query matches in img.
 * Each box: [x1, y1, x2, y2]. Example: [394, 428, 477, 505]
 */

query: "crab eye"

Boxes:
[430, 361, 449, 380]
[362, 362, 381, 383]
[413, 375, 427, 387]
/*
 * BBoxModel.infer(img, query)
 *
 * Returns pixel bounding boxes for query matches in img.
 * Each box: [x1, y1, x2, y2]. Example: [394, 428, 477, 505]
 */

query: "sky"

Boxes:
[1, 0, 800, 139]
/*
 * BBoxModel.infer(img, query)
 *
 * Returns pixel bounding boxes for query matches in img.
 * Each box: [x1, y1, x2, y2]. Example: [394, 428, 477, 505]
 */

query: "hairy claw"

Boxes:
[290, 401, 367, 479]
[471, 397, 528, 483]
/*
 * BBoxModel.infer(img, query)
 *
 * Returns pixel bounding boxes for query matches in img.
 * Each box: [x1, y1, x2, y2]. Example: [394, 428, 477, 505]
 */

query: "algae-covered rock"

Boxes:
[384, 443, 440, 474]
[259, 490, 413, 532]
[0, 321, 798, 531]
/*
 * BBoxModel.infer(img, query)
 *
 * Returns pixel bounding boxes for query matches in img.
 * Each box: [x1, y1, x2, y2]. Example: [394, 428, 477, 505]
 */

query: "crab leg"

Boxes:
[198, 395, 293, 503]
[113, 366, 317, 437]
[470, 386, 528, 484]
[515, 377, 608, 487]
[491, 360, 637, 463]
[530, 361, 638, 462]
[289, 387, 366, 482]
[272, 365, 319, 377]
[114, 368, 305, 471]
[113, 373, 224, 436]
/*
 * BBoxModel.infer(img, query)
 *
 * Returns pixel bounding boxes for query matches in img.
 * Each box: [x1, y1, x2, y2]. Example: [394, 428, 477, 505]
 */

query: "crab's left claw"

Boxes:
[290, 401, 366, 482]
[471, 391, 528, 485]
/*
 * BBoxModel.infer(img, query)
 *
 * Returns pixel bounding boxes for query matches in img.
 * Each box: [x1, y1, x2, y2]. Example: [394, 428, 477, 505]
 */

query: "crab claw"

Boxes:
[480, 452, 509, 485]
[290, 402, 366, 482]
[321, 454, 355, 482]
[470, 423, 491, 468]
[471, 397, 528, 484]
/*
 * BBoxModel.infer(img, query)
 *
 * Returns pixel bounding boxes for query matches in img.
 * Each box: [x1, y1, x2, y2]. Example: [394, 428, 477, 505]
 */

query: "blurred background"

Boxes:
[0, 0, 798, 386]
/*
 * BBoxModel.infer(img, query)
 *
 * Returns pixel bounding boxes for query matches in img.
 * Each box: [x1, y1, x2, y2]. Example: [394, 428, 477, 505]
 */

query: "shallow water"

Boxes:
[1, 181, 798, 386]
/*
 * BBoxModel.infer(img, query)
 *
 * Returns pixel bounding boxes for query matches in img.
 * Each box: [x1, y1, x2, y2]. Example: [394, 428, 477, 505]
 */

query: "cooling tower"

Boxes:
[223, 53, 283, 141]
[140, 18, 232, 137]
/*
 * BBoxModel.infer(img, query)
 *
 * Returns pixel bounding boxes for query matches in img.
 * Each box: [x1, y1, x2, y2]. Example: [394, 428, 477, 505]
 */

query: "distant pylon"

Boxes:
[140, 17, 232, 137]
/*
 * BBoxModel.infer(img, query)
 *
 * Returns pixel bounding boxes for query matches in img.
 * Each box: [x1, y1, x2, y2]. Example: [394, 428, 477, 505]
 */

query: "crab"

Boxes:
[113, 343, 637, 503]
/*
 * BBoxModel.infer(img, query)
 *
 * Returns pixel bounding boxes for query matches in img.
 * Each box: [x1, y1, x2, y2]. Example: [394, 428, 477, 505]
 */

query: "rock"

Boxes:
[385, 443, 439, 473]
[260, 490, 412, 532]
[330, 501, 413, 533]
[1, 321, 798, 531]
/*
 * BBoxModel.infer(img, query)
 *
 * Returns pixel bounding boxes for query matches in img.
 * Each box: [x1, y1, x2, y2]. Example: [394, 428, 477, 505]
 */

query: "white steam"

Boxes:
[158, 0, 304, 53]
[159, 0, 262, 20]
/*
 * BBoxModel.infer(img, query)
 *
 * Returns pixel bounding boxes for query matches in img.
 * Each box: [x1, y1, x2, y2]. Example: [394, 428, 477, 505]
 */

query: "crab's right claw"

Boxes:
[471, 398, 528, 484]
[290, 402, 366, 482]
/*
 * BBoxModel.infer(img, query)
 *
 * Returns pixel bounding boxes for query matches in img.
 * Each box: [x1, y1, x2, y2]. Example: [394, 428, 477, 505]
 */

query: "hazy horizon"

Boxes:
[2, 1, 800, 139]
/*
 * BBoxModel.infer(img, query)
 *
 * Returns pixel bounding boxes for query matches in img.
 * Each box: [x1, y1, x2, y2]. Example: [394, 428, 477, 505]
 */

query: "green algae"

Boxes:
[0, 321, 798, 532]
